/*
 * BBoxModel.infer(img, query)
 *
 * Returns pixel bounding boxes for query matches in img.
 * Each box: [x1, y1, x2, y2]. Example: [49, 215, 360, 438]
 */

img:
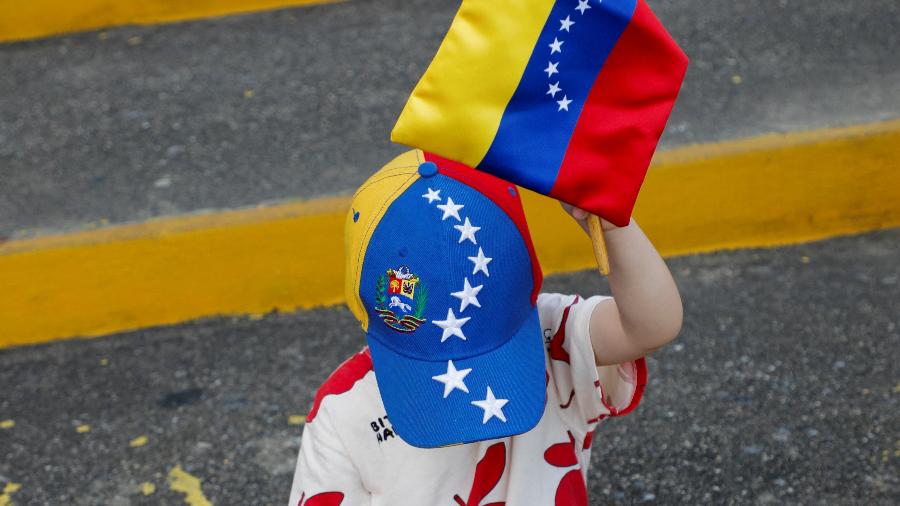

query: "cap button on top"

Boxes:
[418, 161, 438, 178]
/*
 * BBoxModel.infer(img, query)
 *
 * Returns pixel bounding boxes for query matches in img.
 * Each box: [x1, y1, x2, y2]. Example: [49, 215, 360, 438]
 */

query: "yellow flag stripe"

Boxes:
[391, 0, 556, 166]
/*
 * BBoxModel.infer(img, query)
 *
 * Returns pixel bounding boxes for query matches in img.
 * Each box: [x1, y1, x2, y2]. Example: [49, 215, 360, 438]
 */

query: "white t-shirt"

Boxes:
[289, 293, 647, 506]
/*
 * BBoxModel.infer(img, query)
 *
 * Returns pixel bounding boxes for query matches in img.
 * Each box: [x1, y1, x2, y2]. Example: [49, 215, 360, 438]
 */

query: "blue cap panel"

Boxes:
[360, 173, 535, 361]
[368, 307, 547, 448]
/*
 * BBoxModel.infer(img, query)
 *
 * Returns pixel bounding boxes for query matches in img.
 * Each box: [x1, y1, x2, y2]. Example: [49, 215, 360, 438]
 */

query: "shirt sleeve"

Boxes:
[539, 293, 648, 432]
[288, 403, 370, 506]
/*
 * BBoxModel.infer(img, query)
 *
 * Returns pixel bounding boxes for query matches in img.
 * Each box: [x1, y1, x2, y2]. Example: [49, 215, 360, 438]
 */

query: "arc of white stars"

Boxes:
[422, 187, 441, 204]
[549, 37, 564, 55]
[432, 308, 470, 342]
[432, 360, 472, 398]
[436, 197, 464, 221]
[451, 277, 483, 313]
[544, 61, 559, 78]
[559, 16, 575, 32]
[471, 387, 509, 424]
[557, 95, 573, 111]
[547, 82, 562, 98]
[454, 217, 480, 245]
[468, 247, 492, 277]
[576, 0, 592, 15]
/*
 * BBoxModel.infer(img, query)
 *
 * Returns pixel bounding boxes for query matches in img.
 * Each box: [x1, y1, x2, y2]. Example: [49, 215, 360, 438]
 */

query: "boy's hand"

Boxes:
[559, 202, 621, 234]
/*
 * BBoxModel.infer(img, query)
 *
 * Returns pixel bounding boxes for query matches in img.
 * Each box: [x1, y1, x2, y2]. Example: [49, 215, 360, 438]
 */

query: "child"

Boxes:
[289, 150, 682, 506]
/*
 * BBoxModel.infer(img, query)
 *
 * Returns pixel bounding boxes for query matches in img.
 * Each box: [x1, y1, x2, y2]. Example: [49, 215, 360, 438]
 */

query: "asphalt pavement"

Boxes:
[2, 0, 899, 238]
[1, 228, 898, 505]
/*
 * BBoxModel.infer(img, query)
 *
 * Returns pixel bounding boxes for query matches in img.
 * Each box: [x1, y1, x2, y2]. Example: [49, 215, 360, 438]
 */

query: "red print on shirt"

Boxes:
[549, 297, 579, 409]
[582, 431, 594, 450]
[453, 442, 507, 506]
[543, 431, 588, 506]
[298, 491, 344, 506]
[548, 297, 578, 364]
[306, 349, 373, 423]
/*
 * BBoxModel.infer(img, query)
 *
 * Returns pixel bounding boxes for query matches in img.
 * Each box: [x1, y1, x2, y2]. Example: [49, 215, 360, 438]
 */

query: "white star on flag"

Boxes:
[547, 82, 562, 98]
[549, 37, 564, 54]
[451, 277, 483, 312]
[432, 360, 472, 398]
[559, 16, 575, 32]
[468, 247, 493, 277]
[576, 0, 592, 15]
[471, 386, 509, 424]
[557, 95, 573, 111]
[544, 61, 559, 77]
[454, 217, 481, 244]
[422, 187, 441, 204]
[436, 197, 464, 221]
[432, 308, 471, 342]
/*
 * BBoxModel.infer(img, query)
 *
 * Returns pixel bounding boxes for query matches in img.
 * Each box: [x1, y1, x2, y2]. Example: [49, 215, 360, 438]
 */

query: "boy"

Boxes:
[289, 150, 682, 505]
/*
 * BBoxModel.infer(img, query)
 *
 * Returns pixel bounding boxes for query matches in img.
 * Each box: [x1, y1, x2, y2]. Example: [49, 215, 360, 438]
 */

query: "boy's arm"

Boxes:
[564, 205, 683, 366]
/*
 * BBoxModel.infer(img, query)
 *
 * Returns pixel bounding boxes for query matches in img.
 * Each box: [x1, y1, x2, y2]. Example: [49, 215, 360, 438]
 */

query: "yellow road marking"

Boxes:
[0, 483, 21, 506]
[129, 435, 149, 447]
[1, 120, 899, 348]
[1, 195, 347, 347]
[140, 482, 156, 496]
[75, 424, 91, 433]
[526, 119, 900, 274]
[288, 415, 307, 425]
[168, 465, 213, 506]
[0, 420, 14, 429]
[0, 0, 347, 43]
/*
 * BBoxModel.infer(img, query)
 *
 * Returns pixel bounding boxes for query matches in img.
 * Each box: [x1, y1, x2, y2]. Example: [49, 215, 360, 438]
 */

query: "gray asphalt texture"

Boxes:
[1, 229, 898, 505]
[2, 0, 900, 238]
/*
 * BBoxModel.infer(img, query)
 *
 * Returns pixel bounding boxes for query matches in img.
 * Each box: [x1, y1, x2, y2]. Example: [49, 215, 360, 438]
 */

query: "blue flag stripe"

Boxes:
[478, 0, 637, 194]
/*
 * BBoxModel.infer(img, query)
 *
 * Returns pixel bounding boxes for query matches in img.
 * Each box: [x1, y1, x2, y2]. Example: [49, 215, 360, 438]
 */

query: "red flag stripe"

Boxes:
[551, 0, 688, 226]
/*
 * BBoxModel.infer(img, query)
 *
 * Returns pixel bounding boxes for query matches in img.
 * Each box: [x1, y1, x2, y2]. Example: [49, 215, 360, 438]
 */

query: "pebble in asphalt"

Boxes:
[0, 229, 898, 504]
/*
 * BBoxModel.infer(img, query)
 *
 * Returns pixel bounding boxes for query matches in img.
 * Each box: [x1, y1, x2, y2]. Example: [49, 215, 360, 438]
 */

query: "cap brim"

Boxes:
[367, 307, 547, 448]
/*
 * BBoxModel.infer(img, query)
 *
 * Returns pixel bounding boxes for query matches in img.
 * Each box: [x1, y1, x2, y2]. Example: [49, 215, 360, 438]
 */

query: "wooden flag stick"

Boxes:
[587, 214, 610, 276]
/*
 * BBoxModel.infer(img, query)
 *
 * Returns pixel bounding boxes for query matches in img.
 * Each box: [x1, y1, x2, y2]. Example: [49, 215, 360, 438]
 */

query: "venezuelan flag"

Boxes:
[392, 0, 688, 227]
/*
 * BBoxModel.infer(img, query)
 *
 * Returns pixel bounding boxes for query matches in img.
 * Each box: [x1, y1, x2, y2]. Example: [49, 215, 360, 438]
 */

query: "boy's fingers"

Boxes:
[558, 201, 589, 220]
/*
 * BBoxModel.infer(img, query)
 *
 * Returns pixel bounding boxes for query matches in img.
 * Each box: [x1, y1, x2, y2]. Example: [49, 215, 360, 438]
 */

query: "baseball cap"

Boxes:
[344, 149, 545, 448]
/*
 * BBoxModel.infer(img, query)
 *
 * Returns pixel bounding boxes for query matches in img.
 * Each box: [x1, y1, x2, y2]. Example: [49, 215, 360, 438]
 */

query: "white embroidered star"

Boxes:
[436, 197, 464, 221]
[559, 16, 575, 32]
[544, 61, 559, 77]
[422, 187, 441, 204]
[546, 82, 562, 98]
[468, 247, 493, 277]
[576, 0, 592, 15]
[432, 360, 472, 398]
[451, 277, 483, 312]
[557, 95, 573, 111]
[453, 217, 481, 244]
[549, 37, 564, 54]
[471, 387, 509, 424]
[432, 308, 471, 342]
